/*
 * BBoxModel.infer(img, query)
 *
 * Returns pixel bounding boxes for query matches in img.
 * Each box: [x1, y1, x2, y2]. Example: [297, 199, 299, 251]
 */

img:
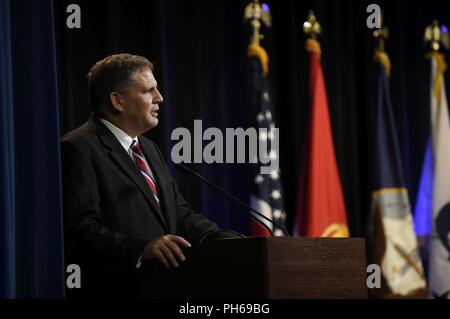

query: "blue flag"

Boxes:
[414, 137, 433, 237]
[368, 48, 426, 297]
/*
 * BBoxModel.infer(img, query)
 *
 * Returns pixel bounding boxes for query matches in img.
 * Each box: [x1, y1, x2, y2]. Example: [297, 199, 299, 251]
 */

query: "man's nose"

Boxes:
[155, 89, 163, 103]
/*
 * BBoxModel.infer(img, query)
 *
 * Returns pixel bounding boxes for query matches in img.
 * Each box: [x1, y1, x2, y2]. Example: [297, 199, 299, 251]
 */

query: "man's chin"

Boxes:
[137, 121, 158, 135]
[148, 119, 158, 129]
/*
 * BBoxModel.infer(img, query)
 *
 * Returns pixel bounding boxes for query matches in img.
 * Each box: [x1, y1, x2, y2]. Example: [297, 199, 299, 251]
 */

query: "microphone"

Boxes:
[175, 163, 290, 237]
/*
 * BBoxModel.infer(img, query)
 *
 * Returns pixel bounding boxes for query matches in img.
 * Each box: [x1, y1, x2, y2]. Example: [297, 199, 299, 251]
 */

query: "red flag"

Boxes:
[295, 39, 349, 237]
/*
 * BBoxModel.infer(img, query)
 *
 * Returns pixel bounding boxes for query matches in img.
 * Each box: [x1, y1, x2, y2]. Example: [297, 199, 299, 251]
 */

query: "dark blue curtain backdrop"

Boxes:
[0, 0, 64, 298]
[54, 0, 450, 238]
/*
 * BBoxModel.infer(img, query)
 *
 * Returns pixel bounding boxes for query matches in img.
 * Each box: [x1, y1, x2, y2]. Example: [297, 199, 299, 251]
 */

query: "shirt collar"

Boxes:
[100, 118, 137, 152]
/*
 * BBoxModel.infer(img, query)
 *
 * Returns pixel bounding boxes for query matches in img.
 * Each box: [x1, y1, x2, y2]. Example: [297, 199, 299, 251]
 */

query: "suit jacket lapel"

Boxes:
[138, 137, 175, 233]
[88, 114, 169, 232]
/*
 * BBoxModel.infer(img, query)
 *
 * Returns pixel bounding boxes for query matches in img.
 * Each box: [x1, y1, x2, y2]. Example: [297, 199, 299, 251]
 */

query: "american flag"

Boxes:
[247, 43, 287, 237]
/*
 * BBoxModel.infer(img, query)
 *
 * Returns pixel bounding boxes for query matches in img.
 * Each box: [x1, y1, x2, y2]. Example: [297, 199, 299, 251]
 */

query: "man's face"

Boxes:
[119, 68, 163, 136]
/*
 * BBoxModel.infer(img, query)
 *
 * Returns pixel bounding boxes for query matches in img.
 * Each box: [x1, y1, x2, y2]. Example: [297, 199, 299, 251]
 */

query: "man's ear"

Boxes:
[109, 92, 124, 112]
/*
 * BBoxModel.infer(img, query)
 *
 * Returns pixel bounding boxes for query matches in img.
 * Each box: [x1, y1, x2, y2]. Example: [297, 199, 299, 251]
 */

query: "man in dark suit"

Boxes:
[61, 54, 231, 297]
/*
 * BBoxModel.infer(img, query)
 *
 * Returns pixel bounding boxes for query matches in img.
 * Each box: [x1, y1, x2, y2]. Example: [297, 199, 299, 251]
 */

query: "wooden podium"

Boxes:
[139, 237, 368, 299]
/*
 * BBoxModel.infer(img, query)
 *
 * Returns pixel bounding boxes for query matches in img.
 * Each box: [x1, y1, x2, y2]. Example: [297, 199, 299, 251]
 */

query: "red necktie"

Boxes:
[131, 140, 160, 206]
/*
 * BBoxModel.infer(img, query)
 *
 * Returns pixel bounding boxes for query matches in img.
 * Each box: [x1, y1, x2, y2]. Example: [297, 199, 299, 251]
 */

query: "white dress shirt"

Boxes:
[100, 118, 155, 179]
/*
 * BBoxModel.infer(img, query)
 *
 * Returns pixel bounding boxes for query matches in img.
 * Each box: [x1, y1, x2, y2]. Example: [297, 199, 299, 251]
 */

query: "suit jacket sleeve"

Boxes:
[61, 140, 148, 271]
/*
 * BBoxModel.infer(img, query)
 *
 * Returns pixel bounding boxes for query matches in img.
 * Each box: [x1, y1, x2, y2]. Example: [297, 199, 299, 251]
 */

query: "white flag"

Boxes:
[429, 53, 450, 299]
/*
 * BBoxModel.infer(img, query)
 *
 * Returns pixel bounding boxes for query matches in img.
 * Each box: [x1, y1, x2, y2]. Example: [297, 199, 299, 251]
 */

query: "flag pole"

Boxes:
[422, 19, 450, 299]
[373, 11, 391, 77]
[373, 11, 388, 53]
[244, 1, 288, 237]
[303, 10, 321, 39]
[299, 10, 350, 238]
[369, 14, 427, 297]
[424, 20, 449, 53]
[244, 1, 271, 74]
[424, 21, 449, 110]
[244, 0, 272, 46]
[303, 11, 323, 60]
[373, 19, 423, 278]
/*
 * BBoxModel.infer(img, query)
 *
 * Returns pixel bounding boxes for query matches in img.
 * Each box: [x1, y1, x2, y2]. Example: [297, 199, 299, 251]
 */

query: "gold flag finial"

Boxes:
[303, 10, 321, 39]
[424, 20, 450, 52]
[373, 11, 389, 52]
[244, 0, 272, 46]
[372, 10, 391, 76]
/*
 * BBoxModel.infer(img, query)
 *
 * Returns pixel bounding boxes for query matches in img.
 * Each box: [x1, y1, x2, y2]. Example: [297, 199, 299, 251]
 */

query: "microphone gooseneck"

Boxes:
[175, 163, 290, 237]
